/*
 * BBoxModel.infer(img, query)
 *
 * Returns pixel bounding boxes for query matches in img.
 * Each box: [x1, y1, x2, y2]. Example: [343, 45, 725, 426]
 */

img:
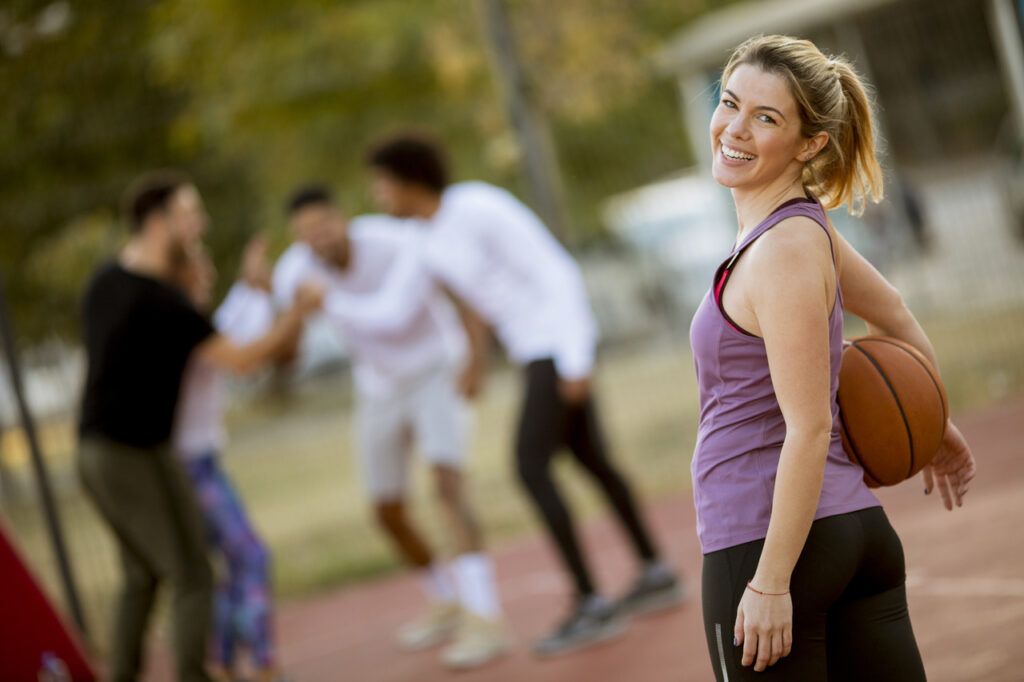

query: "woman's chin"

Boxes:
[711, 165, 740, 189]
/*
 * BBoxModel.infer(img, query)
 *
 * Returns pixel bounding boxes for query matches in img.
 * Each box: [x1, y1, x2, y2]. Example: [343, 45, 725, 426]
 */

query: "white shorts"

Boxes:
[354, 364, 469, 501]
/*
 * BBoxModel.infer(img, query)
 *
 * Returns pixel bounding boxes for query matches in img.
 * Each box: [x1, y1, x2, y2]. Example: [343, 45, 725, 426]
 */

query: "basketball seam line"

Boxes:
[837, 406, 877, 485]
[870, 337, 948, 425]
[851, 342, 915, 480]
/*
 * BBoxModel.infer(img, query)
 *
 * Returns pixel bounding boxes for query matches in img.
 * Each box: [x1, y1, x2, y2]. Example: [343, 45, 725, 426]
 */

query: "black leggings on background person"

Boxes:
[702, 505, 926, 681]
[515, 358, 658, 597]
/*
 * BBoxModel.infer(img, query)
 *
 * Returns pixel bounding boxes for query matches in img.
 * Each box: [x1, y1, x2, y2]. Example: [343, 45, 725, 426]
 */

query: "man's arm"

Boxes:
[447, 288, 490, 398]
[320, 246, 430, 334]
[213, 282, 277, 344]
[196, 282, 322, 373]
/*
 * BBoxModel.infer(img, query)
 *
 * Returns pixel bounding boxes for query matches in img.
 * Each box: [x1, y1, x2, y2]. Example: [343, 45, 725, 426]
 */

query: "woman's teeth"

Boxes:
[722, 145, 755, 161]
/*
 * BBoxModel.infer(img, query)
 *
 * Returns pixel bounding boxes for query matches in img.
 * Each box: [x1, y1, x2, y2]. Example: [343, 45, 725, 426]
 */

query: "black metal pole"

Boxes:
[0, 273, 89, 638]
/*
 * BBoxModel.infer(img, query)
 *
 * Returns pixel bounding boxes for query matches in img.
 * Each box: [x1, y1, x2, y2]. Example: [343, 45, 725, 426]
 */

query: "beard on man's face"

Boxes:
[165, 231, 191, 275]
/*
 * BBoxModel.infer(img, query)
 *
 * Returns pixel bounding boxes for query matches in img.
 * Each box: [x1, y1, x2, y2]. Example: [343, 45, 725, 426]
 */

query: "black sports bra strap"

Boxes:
[714, 196, 840, 333]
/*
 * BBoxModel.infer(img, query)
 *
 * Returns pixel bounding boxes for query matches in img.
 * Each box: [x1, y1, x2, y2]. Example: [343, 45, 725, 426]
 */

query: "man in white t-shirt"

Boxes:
[358, 135, 685, 657]
[272, 186, 507, 670]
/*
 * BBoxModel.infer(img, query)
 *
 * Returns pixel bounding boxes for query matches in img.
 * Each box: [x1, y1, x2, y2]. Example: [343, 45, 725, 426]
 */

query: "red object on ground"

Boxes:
[0, 519, 97, 682]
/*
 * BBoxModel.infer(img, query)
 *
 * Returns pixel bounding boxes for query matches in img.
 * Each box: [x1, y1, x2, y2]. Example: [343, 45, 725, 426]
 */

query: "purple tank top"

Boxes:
[689, 197, 879, 554]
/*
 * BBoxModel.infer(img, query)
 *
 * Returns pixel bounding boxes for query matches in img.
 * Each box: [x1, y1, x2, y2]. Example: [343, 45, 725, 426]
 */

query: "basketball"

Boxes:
[837, 336, 949, 487]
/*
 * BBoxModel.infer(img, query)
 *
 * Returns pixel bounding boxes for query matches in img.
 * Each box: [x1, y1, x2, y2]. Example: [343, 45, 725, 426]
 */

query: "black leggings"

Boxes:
[515, 359, 657, 597]
[702, 506, 925, 681]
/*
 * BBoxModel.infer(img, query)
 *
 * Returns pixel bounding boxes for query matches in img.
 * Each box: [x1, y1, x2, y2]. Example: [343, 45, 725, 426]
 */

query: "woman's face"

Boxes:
[710, 64, 819, 193]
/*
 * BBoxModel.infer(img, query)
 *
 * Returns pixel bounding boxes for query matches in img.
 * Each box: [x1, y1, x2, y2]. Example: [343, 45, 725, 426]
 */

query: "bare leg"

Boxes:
[382, 496, 462, 652]
[374, 499, 433, 567]
[432, 464, 483, 555]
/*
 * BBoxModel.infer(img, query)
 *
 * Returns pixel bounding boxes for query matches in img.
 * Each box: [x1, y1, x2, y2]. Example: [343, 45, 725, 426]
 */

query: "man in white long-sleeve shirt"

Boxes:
[272, 186, 507, 670]
[361, 135, 684, 657]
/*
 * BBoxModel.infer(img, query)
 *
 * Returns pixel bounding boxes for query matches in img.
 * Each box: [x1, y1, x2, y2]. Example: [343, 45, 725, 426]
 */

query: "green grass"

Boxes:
[1, 304, 1021, 651]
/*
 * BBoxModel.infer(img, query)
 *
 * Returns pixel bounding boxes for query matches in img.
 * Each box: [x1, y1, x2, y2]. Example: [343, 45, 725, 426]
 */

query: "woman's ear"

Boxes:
[798, 131, 829, 162]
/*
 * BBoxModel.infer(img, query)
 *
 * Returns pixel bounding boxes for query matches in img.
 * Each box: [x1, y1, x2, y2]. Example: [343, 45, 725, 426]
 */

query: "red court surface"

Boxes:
[144, 398, 1023, 682]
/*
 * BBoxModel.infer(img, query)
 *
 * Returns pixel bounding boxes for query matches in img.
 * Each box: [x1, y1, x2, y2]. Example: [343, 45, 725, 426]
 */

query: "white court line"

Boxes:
[905, 575, 1024, 598]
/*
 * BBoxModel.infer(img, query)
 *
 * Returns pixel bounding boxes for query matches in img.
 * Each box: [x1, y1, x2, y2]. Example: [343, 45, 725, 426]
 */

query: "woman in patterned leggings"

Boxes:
[173, 238, 314, 682]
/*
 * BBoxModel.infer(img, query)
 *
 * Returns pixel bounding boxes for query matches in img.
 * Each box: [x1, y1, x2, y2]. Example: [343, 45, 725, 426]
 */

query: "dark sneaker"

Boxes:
[533, 595, 628, 658]
[616, 562, 686, 617]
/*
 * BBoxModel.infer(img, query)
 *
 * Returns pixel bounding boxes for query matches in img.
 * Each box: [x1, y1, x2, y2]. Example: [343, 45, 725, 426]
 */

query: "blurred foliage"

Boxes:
[0, 0, 254, 340]
[2, 0, 740, 344]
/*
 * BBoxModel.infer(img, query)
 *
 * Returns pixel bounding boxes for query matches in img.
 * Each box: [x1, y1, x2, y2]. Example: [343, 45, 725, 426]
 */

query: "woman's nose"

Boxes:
[725, 114, 749, 138]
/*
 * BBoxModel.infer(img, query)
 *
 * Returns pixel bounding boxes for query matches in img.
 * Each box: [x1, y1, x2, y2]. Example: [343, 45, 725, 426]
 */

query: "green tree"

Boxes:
[0, 0, 252, 341]
[148, 0, 511, 228]
[3, 0, 737, 343]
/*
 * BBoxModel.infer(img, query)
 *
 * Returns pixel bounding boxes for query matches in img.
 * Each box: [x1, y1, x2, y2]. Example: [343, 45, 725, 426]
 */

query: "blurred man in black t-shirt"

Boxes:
[77, 171, 320, 682]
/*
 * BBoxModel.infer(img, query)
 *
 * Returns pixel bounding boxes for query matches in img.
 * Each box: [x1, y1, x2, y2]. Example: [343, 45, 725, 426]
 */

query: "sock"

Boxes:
[419, 562, 457, 604]
[452, 553, 502, 619]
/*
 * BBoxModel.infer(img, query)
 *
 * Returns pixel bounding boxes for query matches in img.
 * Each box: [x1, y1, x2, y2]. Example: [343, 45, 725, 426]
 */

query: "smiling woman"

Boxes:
[711, 40, 882, 218]
[688, 35, 977, 682]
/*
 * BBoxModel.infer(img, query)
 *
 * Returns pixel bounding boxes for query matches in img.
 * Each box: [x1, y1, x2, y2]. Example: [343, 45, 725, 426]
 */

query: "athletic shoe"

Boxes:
[533, 595, 627, 658]
[616, 561, 686, 617]
[396, 601, 462, 651]
[441, 612, 511, 669]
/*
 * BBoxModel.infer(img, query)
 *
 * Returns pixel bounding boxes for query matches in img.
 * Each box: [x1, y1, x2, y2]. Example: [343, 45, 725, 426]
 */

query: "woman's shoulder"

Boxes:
[746, 214, 833, 268]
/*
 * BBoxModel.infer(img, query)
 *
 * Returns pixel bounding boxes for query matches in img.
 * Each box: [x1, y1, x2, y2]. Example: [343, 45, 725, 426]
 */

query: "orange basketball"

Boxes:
[837, 336, 948, 487]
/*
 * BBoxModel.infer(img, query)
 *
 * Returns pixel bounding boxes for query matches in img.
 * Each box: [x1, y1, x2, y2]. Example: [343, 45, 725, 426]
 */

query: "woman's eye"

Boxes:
[721, 99, 737, 109]
[758, 114, 777, 124]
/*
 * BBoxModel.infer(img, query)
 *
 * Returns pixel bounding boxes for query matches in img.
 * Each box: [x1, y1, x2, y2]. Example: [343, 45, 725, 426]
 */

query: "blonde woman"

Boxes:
[689, 35, 976, 680]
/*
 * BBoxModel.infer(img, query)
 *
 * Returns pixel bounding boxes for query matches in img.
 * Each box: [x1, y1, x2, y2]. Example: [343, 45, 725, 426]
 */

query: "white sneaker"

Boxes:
[396, 602, 462, 651]
[441, 612, 511, 670]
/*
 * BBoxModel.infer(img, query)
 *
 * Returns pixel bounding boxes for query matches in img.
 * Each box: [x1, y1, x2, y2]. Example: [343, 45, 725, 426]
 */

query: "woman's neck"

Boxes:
[730, 176, 809, 247]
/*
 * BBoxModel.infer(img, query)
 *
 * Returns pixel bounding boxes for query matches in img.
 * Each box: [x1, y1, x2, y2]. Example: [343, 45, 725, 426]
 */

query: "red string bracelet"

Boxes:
[746, 580, 790, 596]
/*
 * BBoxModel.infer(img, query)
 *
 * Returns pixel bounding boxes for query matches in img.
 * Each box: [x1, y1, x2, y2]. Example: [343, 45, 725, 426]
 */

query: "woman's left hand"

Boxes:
[734, 583, 793, 672]
[923, 420, 976, 510]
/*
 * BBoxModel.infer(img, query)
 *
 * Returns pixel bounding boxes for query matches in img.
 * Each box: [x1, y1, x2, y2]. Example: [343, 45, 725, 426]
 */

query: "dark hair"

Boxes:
[366, 134, 449, 193]
[285, 184, 333, 216]
[122, 169, 192, 233]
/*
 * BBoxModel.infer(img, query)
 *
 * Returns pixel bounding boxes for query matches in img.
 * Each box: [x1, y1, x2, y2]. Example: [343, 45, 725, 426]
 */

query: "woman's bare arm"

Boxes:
[835, 229, 975, 509]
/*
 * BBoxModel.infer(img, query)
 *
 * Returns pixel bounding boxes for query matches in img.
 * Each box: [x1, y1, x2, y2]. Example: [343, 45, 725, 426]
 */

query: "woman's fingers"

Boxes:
[753, 629, 772, 672]
[928, 434, 976, 509]
[768, 631, 784, 667]
[959, 454, 977, 487]
[936, 471, 953, 510]
[737, 592, 793, 670]
[947, 470, 964, 507]
[742, 627, 758, 668]
[958, 471, 972, 501]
